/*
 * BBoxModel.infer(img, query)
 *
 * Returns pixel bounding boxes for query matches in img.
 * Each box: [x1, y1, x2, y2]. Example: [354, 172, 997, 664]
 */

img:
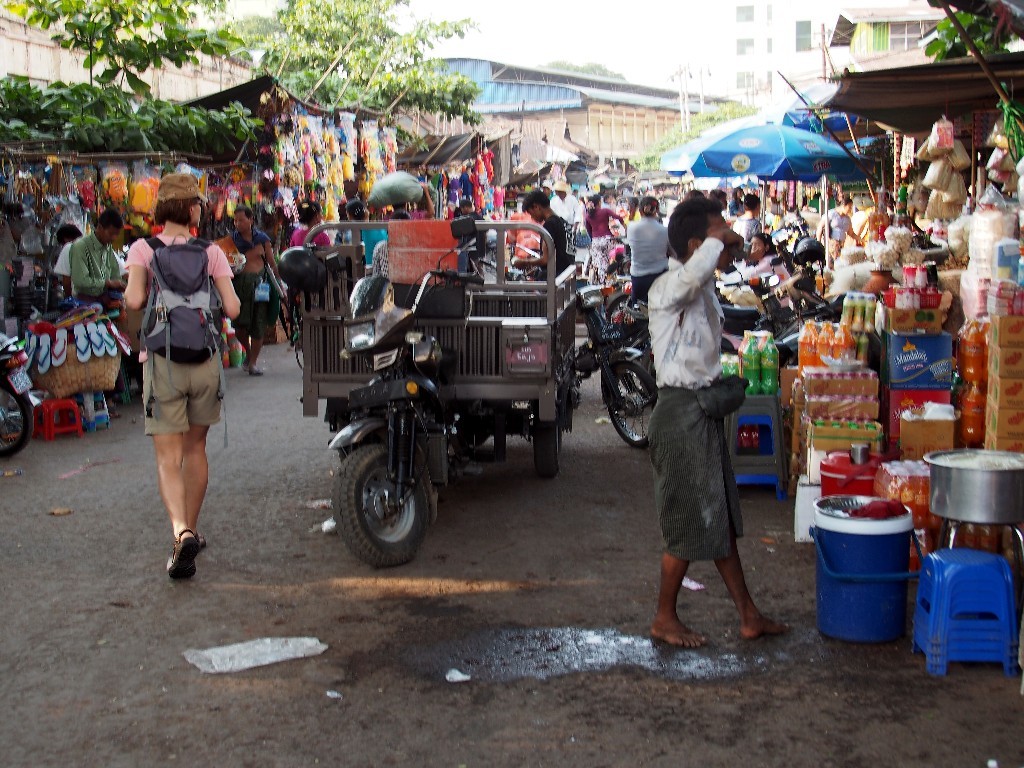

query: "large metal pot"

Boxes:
[924, 449, 1024, 524]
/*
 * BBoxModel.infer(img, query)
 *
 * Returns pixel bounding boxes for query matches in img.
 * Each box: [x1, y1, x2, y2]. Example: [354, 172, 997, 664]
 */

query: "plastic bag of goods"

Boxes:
[866, 240, 899, 270]
[969, 207, 1017, 277]
[941, 172, 968, 206]
[883, 226, 913, 256]
[916, 135, 938, 162]
[987, 117, 1008, 149]
[946, 215, 971, 261]
[960, 270, 992, 320]
[987, 147, 1017, 173]
[902, 247, 928, 266]
[930, 116, 955, 152]
[925, 190, 961, 222]
[923, 159, 953, 191]
[992, 238, 1021, 282]
[947, 139, 971, 171]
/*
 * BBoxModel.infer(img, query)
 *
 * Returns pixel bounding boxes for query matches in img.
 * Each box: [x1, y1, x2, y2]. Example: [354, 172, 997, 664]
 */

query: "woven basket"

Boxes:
[32, 352, 121, 398]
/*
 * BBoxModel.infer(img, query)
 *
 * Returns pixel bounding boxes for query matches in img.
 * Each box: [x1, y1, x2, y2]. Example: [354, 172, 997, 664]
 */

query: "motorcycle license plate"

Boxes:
[7, 368, 31, 395]
[505, 341, 548, 373]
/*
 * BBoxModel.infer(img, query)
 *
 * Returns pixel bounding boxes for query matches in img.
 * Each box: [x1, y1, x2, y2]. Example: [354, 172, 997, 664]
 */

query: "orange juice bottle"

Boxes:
[816, 322, 835, 363]
[834, 323, 856, 361]
[959, 383, 986, 448]
[798, 321, 820, 373]
[958, 319, 989, 385]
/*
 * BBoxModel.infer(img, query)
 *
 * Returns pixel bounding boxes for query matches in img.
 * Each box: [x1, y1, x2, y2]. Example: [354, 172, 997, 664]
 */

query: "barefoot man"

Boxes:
[647, 196, 787, 647]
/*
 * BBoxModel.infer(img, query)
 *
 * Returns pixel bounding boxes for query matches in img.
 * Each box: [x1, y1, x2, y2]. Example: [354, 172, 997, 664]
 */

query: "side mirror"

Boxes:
[450, 215, 477, 239]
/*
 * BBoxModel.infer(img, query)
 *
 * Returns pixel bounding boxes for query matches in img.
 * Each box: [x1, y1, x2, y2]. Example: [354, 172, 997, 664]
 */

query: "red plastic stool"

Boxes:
[32, 398, 84, 441]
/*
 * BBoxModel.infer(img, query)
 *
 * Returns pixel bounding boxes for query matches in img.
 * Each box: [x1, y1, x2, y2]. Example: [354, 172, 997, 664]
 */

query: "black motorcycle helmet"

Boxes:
[278, 246, 327, 292]
[793, 236, 827, 268]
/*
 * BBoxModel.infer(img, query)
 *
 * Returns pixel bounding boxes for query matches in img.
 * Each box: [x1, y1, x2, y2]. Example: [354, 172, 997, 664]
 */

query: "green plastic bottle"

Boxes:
[760, 336, 779, 394]
[740, 332, 762, 395]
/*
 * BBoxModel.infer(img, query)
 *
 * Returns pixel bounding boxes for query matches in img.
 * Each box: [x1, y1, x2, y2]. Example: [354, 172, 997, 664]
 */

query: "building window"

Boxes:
[767, 38, 773, 54]
[737, 38, 755, 56]
[736, 5, 754, 22]
[795, 20, 813, 52]
[890, 20, 932, 51]
[736, 72, 755, 90]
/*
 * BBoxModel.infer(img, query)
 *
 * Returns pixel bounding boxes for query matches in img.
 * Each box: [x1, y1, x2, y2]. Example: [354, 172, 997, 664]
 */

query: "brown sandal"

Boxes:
[167, 528, 200, 579]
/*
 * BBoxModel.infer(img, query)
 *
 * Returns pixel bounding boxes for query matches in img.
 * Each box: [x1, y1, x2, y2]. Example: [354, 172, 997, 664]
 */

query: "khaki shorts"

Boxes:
[143, 354, 222, 435]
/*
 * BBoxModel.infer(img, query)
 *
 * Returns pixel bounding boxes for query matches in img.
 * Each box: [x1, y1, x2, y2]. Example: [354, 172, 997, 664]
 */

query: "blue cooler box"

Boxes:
[812, 495, 914, 643]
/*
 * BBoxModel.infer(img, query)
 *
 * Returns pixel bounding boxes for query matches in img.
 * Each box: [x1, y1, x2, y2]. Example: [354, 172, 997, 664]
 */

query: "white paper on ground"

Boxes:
[682, 577, 705, 591]
[445, 668, 472, 683]
[183, 637, 328, 674]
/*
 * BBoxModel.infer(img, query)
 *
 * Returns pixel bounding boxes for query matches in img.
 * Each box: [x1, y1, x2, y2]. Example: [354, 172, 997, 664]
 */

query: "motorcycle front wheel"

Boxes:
[334, 444, 429, 567]
[606, 360, 658, 449]
[0, 388, 32, 458]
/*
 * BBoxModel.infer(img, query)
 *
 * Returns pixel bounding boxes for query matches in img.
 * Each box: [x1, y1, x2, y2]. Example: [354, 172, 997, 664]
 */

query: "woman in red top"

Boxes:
[584, 194, 625, 285]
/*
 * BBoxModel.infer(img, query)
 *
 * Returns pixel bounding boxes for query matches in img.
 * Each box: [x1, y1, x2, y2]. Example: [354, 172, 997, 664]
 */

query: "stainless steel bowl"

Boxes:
[924, 449, 1024, 524]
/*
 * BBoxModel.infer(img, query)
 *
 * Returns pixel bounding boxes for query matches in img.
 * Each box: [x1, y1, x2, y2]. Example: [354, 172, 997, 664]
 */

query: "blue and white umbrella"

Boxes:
[660, 123, 865, 182]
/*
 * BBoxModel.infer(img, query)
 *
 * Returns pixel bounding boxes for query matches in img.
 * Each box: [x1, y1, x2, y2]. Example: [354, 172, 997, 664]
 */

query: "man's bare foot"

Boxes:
[651, 616, 708, 648]
[739, 613, 788, 640]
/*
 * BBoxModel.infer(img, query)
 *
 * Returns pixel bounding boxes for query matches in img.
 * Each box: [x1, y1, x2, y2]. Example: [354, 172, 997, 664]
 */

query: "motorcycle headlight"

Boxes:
[345, 320, 375, 351]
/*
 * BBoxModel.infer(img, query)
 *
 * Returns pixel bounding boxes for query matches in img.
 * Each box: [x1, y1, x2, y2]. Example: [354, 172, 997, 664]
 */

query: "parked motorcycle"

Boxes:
[573, 285, 657, 448]
[0, 332, 34, 457]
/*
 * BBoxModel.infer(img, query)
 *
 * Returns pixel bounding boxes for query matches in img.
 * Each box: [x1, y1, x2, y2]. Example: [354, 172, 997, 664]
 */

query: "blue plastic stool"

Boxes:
[726, 394, 787, 500]
[912, 549, 1020, 677]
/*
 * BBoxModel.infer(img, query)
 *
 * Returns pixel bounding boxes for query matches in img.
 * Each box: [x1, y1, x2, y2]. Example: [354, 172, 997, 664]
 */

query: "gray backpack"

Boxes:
[142, 237, 222, 363]
[141, 237, 228, 443]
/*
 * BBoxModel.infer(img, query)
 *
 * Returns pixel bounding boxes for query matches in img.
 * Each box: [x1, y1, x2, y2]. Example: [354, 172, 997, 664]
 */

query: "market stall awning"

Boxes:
[397, 133, 480, 166]
[828, 51, 1024, 133]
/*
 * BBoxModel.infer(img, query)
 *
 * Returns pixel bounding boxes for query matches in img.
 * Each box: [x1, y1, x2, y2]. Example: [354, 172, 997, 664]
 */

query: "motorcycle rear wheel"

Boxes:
[334, 444, 429, 567]
[607, 360, 658, 449]
[0, 388, 32, 458]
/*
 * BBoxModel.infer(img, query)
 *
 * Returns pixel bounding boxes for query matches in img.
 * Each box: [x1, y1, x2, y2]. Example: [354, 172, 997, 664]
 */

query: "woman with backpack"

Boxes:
[124, 173, 241, 580]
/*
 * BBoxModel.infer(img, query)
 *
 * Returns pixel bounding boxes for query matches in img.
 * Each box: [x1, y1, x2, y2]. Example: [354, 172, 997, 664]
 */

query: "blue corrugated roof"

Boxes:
[575, 86, 677, 109]
[474, 81, 582, 113]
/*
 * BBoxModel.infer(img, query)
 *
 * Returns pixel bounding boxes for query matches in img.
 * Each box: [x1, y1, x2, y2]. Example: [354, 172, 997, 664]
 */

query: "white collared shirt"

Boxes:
[648, 238, 725, 389]
[550, 194, 582, 228]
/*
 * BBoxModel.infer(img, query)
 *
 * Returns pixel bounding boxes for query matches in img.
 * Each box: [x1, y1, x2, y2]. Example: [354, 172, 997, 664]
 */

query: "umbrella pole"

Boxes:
[777, 71, 880, 189]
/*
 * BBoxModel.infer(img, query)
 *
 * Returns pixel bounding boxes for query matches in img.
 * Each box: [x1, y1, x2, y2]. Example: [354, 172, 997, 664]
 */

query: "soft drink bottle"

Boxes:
[798, 321, 820, 373]
[959, 382, 986, 448]
[760, 337, 779, 394]
[740, 332, 761, 394]
[816, 322, 835, 363]
[834, 323, 856, 361]
[958, 319, 989, 384]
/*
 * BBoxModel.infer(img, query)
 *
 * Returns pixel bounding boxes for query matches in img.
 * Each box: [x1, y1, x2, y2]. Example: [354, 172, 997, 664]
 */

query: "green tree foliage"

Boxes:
[541, 61, 626, 80]
[0, 77, 260, 153]
[925, 11, 1017, 60]
[4, 0, 240, 94]
[229, 0, 480, 121]
[634, 102, 757, 171]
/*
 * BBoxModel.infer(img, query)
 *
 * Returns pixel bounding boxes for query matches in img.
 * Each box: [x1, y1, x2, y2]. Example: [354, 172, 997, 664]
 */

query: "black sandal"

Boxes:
[167, 528, 200, 579]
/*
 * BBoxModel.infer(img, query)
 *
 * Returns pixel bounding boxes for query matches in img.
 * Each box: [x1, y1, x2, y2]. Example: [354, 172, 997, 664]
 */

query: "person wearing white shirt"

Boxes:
[626, 196, 670, 303]
[549, 180, 582, 231]
[51, 224, 83, 296]
[647, 196, 786, 649]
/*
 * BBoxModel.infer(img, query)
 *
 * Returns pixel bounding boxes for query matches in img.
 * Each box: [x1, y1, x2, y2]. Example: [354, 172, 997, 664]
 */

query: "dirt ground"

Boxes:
[2, 342, 1022, 768]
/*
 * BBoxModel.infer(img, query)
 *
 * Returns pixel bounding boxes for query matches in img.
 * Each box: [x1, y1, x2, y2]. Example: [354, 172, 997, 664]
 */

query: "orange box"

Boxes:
[990, 315, 1024, 349]
[986, 399, 1024, 440]
[984, 432, 1024, 452]
[805, 395, 879, 420]
[988, 375, 1024, 410]
[386, 220, 459, 284]
[899, 408, 955, 460]
[884, 308, 943, 334]
[989, 344, 1024, 380]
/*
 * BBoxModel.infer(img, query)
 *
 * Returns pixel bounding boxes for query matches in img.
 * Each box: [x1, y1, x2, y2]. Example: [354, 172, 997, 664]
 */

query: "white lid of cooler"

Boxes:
[813, 495, 912, 535]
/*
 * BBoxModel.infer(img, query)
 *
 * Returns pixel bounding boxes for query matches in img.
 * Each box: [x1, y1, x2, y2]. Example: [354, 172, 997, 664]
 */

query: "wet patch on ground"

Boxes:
[404, 625, 829, 683]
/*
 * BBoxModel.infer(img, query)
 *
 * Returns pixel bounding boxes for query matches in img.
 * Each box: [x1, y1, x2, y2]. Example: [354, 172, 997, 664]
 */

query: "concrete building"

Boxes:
[708, 0, 942, 105]
[0, 9, 252, 102]
[443, 58, 724, 166]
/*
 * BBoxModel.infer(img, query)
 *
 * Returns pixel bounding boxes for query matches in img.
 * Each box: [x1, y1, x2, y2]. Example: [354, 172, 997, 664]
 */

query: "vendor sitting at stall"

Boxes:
[735, 232, 791, 282]
[68, 209, 125, 303]
[232, 205, 281, 376]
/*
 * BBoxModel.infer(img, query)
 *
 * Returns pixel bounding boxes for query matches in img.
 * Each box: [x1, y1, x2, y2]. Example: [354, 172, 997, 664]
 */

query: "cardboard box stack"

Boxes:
[985, 315, 1024, 452]
[801, 368, 882, 483]
[880, 328, 954, 450]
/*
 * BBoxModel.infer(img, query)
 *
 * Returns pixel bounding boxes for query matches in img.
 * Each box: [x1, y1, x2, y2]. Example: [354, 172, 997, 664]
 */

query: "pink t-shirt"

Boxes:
[290, 227, 331, 248]
[126, 234, 233, 361]
[126, 234, 233, 278]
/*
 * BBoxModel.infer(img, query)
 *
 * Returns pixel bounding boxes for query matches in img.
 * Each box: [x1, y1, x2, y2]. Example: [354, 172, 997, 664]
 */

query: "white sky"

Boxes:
[402, 0, 709, 92]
